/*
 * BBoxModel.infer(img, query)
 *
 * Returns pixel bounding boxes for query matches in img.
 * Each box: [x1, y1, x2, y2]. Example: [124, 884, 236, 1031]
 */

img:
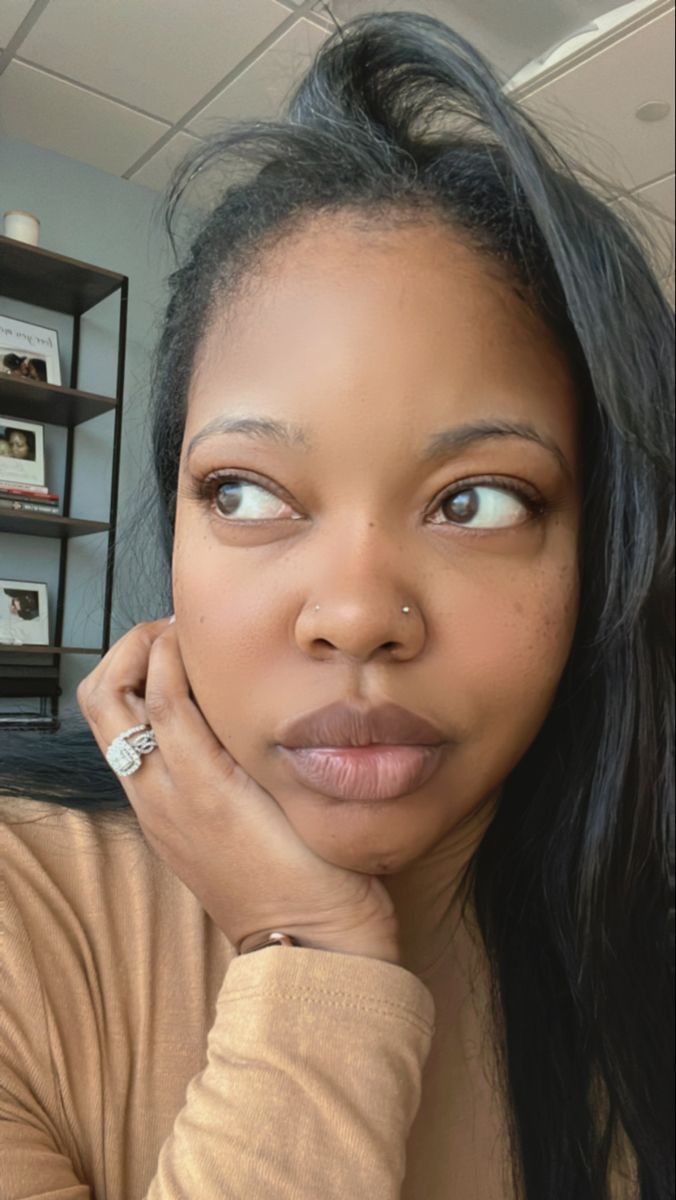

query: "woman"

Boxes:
[4, 427, 35, 460]
[0, 13, 673, 1200]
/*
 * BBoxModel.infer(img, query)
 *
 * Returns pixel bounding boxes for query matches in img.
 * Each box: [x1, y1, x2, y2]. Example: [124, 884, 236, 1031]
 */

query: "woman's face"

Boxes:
[9, 431, 29, 458]
[173, 217, 581, 875]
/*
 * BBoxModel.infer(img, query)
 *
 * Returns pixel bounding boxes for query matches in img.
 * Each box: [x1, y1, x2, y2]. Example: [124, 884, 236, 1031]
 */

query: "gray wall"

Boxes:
[0, 136, 176, 718]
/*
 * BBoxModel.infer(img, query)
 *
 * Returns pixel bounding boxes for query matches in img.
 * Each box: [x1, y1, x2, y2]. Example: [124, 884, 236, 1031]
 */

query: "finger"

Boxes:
[78, 619, 175, 789]
[143, 623, 241, 791]
[78, 618, 173, 737]
[143, 626, 295, 843]
[96, 701, 172, 792]
[81, 617, 173, 700]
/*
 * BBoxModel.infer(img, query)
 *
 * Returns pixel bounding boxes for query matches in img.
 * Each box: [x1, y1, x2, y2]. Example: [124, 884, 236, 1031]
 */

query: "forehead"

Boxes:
[188, 215, 578, 448]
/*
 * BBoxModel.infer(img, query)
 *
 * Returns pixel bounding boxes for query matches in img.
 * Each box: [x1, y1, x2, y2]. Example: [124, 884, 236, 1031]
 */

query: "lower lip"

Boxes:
[278, 744, 445, 801]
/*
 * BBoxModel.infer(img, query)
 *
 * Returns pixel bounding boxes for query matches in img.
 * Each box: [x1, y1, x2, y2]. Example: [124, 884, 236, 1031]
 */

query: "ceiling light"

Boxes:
[635, 101, 671, 122]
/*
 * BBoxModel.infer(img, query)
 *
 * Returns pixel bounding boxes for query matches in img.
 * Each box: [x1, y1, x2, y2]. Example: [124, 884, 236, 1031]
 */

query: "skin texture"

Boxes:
[172, 215, 581, 975]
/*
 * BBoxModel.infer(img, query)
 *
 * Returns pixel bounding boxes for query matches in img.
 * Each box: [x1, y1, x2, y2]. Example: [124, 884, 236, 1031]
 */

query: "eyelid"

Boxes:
[429, 474, 543, 511]
[193, 469, 302, 519]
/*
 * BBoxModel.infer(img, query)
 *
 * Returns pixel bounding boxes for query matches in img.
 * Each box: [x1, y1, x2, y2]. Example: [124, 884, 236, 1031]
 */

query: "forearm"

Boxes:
[145, 946, 435, 1199]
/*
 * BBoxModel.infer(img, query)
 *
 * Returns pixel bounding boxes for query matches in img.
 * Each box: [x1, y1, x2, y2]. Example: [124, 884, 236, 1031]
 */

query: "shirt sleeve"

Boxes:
[1, 854, 435, 1200]
[0, 875, 92, 1198]
[146, 946, 436, 1199]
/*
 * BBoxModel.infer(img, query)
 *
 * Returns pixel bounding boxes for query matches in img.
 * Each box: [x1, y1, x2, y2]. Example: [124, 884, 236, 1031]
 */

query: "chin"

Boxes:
[318, 844, 414, 876]
[278, 794, 428, 875]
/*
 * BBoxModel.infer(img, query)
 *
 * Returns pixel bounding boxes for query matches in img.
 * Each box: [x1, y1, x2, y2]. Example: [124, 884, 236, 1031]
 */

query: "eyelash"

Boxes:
[189, 469, 549, 529]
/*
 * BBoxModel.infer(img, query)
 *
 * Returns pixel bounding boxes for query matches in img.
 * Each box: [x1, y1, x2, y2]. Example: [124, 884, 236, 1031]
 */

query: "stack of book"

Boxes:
[0, 482, 60, 514]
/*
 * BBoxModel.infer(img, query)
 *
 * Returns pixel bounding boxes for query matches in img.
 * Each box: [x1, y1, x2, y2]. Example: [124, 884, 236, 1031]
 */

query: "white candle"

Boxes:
[3, 210, 40, 245]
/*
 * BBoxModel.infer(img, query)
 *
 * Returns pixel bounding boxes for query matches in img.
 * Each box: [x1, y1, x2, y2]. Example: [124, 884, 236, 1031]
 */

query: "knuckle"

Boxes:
[80, 683, 106, 724]
[144, 688, 171, 723]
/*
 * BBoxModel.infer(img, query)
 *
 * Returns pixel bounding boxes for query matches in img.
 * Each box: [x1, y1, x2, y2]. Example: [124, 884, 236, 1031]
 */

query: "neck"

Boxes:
[380, 788, 500, 978]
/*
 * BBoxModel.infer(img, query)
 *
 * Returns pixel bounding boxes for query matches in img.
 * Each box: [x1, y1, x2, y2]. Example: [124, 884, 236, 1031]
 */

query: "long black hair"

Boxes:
[1, 13, 673, 1198]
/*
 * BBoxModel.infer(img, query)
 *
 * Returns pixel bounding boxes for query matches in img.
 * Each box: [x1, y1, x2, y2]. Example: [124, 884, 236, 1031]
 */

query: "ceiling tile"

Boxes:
[129, 130, 238, 214]
[17, 0, 292, 121]
[0, 61, 171, 175]
[128, 132, 204, 193]
[188, 18, 327, 134]
[312, 0, 637, 80]
[611, 176, 675, 281]
[523, 9, 675, 193]
[0, 0, 34, 46]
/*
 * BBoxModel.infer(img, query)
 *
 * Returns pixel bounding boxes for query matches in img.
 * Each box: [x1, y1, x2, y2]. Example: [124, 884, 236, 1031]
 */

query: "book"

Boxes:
[0, 497, 61, 514]
[0, 486, 59, 502]
[0, 481, 52, 496]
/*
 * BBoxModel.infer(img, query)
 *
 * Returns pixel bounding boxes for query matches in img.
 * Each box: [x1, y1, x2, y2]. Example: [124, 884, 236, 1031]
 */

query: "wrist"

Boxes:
[239, 928, 401, 965]
[300, 933, 401, 965]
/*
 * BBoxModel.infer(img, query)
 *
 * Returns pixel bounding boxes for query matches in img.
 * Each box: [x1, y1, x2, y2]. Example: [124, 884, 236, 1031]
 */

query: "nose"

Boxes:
[294, 586, 426, 664]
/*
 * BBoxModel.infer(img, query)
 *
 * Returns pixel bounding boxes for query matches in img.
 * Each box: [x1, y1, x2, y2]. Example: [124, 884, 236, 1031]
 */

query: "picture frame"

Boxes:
[0, 579, 50, 647]
[0, 415, 46, 488]
[0, 313, 62, 386]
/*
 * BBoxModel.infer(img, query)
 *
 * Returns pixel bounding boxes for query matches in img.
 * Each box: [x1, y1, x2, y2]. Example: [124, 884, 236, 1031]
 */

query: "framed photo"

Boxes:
[0, 314, 62, 386]
[0, 580, 49, 647]
[0, 416, 46, 487]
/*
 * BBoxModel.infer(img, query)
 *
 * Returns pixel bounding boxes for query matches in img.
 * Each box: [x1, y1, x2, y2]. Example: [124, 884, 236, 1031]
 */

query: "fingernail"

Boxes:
[168, 614, 176, 624]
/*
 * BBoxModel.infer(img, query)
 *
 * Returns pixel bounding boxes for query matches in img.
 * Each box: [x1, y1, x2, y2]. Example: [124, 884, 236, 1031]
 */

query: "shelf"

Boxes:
[0, 375, 116, 425]
[0, 236, 126, 725]
[0, 663, 60, 698]
[0, 511, 109, 537]
[0, 234, 125, 314]
[0, 645, 102, 655]
[0, 715, 60, 728]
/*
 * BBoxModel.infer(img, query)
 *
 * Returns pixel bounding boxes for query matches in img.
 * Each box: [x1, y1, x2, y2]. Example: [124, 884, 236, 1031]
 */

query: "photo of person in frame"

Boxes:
[5, 589, 40, 621]
[0, 580, 49, 645]
[0, 351, 48, 382]
[0, 426, 37, 461]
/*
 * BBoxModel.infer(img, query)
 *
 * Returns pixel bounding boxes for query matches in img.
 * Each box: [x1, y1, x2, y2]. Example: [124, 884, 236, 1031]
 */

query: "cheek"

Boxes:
[172, 539, 280, 730]
[453, 559, 580, 743]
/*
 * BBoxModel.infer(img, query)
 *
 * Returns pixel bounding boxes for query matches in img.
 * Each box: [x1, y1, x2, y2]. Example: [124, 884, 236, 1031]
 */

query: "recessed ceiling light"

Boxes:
[635, 101, 671, 122]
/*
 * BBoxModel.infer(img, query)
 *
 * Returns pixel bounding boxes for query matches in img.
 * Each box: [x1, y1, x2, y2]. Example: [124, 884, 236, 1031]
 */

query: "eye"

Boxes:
[201, 475, 301, 522]
[429, 479, 544, 530]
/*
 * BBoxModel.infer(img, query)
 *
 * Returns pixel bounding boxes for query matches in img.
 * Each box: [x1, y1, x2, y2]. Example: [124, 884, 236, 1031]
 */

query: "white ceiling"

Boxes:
[0, 0, 673, 294]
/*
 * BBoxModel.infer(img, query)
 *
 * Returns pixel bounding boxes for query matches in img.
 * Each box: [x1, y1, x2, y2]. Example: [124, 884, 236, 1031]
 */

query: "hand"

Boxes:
[77, 619, 400, 964]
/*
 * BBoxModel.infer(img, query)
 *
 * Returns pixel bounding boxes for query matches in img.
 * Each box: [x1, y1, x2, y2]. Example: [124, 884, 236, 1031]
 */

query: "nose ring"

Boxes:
[313, 604, 413, 613]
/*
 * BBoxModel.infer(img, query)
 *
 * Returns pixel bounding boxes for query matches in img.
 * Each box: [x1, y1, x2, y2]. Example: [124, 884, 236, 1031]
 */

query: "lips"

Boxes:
[277, 700, 445, 749]
[276, 701, 447, 801]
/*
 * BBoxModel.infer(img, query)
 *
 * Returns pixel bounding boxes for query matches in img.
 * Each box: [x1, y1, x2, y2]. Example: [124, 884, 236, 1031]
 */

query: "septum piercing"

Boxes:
[313, 604, 412, 613]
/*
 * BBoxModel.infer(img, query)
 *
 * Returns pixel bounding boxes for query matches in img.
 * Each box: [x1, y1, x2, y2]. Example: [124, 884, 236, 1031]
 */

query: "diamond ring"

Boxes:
[105, 724, 158, 777]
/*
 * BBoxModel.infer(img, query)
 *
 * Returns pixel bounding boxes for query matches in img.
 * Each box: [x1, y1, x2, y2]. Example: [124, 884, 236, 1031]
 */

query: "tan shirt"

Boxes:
[0, 798, 638, 1199]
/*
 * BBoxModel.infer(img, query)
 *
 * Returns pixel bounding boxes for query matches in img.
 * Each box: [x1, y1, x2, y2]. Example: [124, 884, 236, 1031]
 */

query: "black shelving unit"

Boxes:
[0, 234, 128, 730]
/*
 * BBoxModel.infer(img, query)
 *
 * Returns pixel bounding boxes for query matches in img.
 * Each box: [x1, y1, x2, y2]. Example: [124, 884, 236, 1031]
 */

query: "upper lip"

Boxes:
[277, 701, 446, 749]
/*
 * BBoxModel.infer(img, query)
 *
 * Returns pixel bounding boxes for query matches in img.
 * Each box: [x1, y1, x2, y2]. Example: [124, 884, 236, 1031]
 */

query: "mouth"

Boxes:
[275, 699, 447, 801]
[278, 743, 446, 802]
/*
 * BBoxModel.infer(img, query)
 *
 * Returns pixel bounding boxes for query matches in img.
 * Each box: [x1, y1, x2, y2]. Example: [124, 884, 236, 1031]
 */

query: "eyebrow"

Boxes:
[187, 416, 308, 460]
[186, 414, 572, 480]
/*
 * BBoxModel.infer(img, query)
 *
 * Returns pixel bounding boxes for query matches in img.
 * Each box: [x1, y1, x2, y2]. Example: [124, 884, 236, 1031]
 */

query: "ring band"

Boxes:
[105, 724, 158, 777]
